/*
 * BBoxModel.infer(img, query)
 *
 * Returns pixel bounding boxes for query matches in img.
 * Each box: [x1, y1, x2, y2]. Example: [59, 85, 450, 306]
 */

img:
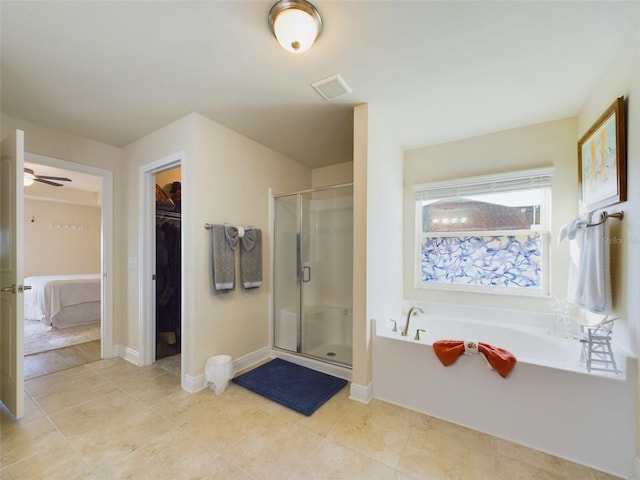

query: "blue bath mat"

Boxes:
[232, 358, 348, 416]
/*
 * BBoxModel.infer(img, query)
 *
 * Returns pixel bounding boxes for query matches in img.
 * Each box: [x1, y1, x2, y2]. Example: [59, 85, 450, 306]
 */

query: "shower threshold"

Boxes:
[304, 343, 352, 368]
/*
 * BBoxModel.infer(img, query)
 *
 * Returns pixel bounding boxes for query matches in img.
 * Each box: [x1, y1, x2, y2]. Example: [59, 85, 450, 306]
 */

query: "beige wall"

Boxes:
[1, 114, 125, 347]
[123, 113, 311, 377]
[24, 182, 99, 205]
[578, 29, 639, 465]
[122, 114, 196, 367]
[312, 162, 353, 188]
[403, 117, 578, 313]
[24, 199, 101, 277]
[351, 104, 404, 390]
[352, 105, 369, 388]
[190, 114, 310, 375]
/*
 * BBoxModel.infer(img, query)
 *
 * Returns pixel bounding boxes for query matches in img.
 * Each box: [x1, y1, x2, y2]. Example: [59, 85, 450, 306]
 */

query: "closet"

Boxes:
[155, 168, 181, 360]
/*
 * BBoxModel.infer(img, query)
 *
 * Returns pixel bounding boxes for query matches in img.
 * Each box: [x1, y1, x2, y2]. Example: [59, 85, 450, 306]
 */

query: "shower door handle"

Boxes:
[302, 266, 311, 283]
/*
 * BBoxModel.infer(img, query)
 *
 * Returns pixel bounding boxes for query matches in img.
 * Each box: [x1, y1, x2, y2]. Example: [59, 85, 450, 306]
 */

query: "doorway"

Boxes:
[154, 167, 181, 361]
[21, 152, 114, 377]
[138, 152, 183, 373]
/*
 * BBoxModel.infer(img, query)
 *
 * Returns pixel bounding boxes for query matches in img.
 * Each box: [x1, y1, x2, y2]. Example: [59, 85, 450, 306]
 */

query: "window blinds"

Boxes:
[413, 167, 555, 201]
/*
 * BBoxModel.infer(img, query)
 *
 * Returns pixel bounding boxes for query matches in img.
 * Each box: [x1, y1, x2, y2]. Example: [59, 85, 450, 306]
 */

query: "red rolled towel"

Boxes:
[433, 340, 517, 378]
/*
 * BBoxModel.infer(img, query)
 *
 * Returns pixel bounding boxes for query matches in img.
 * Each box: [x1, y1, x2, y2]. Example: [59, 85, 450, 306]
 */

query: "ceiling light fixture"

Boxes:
[23, 169, 35, 186]
[268, 0, 322, 54]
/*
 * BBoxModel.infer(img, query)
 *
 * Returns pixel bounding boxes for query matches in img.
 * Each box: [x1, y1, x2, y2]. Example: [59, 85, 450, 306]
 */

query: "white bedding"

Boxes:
[24, 274, 101, 328]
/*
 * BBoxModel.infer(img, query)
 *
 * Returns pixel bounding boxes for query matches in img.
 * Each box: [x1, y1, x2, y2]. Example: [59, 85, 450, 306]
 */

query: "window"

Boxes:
[414, 167, 554, 295]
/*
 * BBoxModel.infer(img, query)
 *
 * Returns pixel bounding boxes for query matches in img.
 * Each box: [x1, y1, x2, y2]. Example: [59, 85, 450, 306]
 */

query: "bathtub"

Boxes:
[372, 308, 636, 478]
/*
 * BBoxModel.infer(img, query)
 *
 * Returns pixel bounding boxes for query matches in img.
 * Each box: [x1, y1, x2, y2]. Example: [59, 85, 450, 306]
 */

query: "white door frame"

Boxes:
[138, 152, 183, 368]
[25, 153, 115, 358]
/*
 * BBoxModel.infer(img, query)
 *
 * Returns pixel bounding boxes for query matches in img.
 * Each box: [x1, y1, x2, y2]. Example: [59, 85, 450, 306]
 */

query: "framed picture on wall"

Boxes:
[577, 96, 627, 210]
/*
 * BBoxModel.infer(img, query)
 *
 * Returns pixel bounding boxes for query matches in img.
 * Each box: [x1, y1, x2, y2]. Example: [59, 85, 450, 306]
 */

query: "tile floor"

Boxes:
[2, 356, 623, 480]
[24, 340, 102, 380]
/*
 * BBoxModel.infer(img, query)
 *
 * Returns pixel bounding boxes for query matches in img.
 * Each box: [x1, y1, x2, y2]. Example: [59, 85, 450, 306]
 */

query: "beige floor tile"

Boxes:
[84, 356, 137, 375]
[91, 428, 254, 480]
[25, 364, 98, 397]
[55, 341, 101, 367]
[492, 437, 595, 479]
[492, 453, 580, 480]
[24, 350, 74, 379]
[1, 439, 94, 480]
[32, 374, 120, 415]
[65, 403, 177, 468]
[0, 393, 45, 432]
[327, 398, 415, 468]
[3, 357, 626, 480]
[49, 389, 142, 437]
[0, 417, 63, 466]
[148, 383, 254, 427]
[179, 396, 273, 453]
[24, 354, 57, 380]
[102, 365, 182, 402]
[396, 419, 494, 480]
[222, 417, 325, 480]
[591, 469, 625, 480]
[297, 438, 396, 479]
[74, 340, 101, 357]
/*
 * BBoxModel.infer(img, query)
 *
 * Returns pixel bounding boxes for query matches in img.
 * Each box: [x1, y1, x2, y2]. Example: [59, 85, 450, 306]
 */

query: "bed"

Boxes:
[24, 274, 101, 328]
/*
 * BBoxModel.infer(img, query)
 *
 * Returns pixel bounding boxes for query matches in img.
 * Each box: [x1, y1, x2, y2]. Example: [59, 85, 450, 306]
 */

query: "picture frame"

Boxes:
[578, 96, 627, 210]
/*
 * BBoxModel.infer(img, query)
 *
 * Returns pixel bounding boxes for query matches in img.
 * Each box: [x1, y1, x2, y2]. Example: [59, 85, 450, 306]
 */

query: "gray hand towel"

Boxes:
[240, 227, 262, 289]
[210, 224, 236, 292]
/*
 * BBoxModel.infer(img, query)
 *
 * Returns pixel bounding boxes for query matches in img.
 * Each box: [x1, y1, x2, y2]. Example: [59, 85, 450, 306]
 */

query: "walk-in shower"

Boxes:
[273, 184, 353, 367]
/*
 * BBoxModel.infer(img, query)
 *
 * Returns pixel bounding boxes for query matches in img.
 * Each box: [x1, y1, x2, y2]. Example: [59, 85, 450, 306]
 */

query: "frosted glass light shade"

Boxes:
[269, 0, 322, 54]
[23, 172, 35, 186]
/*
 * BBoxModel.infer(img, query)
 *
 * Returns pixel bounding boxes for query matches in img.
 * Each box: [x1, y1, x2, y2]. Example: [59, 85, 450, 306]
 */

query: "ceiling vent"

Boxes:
[311, 74, 352, 101]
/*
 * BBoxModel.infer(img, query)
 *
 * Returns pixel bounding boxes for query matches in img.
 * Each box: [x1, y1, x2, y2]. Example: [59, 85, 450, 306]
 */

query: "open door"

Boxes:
[0, 129, 25, 418]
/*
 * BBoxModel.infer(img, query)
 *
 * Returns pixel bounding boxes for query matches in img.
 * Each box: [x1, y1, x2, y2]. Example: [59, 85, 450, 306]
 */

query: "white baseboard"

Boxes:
[183, 373, 205, 393]
[115, 344, 141, 366]
[232, 346, 271, 376]
[183, 346, 272, 394]
[349, 382, 372, 404]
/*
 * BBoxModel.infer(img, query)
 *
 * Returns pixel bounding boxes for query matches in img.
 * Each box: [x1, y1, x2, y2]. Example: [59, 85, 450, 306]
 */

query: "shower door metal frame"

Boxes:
[273, 183, 353, 367]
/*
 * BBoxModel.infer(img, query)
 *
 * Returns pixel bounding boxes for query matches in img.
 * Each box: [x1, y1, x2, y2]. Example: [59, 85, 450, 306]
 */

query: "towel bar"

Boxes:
[204, 223, 246, 238]
[583, 211, 624, 228]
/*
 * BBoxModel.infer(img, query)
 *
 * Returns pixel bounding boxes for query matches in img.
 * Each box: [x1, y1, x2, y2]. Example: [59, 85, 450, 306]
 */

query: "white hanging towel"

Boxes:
[565, 213, 612, 314]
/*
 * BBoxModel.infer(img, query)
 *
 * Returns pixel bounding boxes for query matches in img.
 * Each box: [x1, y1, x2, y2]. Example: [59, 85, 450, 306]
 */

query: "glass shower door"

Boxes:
[273, 194, 298, 353]
[299, 186, 353, 365]
[273, 185, 353, 367]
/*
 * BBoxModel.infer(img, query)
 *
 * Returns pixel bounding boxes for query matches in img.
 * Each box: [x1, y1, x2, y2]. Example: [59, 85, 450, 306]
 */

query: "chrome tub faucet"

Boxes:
[402, 305, 424, 336]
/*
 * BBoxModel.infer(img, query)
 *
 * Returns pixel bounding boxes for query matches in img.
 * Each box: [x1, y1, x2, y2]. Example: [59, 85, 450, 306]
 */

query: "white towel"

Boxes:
[566, 213, 612, 314]
[558, 214, 589, 243]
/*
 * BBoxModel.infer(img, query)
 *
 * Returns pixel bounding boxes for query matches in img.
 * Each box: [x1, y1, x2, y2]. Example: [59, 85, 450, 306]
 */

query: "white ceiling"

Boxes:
[2, 1, 639, 170]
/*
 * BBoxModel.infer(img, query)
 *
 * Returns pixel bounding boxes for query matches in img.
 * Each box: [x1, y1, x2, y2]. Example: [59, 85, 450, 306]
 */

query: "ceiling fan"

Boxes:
[23, 168, 72, 187]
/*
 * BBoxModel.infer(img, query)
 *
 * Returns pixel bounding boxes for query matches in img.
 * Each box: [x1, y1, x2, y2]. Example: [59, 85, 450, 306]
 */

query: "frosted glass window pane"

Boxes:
[420, 234, 542, 288]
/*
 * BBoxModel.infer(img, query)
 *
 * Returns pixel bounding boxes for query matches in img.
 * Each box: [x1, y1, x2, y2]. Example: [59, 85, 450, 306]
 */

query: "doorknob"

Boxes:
[0, 285, 31, 293]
